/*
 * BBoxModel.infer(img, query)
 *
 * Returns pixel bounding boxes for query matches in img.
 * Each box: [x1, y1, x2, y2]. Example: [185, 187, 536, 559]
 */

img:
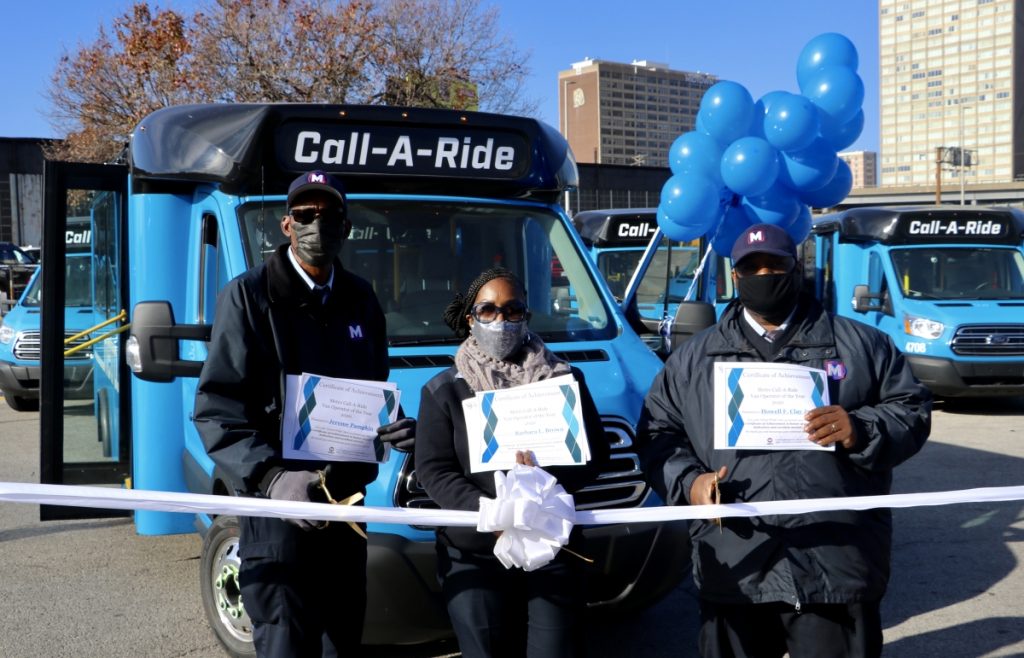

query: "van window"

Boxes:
[236, 200, 615, 344]
[631, 238, 701, 319]
[21, 258, 93, 308]
[890, 247, 1024, 299]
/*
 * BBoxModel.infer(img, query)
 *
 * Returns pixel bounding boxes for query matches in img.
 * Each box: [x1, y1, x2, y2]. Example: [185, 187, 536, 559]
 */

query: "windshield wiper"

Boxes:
[388, 336, 463, 346]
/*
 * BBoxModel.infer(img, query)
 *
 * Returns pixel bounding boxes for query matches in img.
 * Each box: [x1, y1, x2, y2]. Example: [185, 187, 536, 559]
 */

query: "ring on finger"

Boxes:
[830, 423, 838, 433]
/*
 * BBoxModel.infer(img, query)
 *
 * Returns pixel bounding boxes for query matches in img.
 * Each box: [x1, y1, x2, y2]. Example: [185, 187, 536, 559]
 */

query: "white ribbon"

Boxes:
[476, 465, 576, 571]
[2, 481, 1023, 529]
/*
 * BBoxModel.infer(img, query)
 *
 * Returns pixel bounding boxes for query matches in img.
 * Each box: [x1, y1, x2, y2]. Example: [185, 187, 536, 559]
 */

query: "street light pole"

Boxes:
[959, 102, 965, 206]
[562, 79, 576, 213]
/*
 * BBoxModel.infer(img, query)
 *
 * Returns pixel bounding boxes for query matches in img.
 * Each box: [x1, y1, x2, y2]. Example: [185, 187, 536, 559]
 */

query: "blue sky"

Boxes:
[0, 1, 878, 152]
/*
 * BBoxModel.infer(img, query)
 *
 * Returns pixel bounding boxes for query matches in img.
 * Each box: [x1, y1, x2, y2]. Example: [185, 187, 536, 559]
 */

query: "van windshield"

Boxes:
[21, 257, 92, 308]
[238, 200, 615, 345]
[891, 247, 1024, 300]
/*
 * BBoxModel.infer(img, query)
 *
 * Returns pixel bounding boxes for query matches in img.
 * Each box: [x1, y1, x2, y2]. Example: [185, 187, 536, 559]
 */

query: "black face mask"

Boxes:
[736, 270, 802, 324]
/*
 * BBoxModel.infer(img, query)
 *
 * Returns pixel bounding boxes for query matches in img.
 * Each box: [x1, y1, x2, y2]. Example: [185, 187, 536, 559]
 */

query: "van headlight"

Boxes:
[0, 324, 14, 344]
[125, 335, 142, 373]
[903, 314, 944, 340]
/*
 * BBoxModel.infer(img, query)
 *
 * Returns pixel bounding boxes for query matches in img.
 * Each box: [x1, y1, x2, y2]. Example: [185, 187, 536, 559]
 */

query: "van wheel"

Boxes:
[200, 515, 256, 658]
[97, 389, 112, 457]
[4, 392, 39, 412]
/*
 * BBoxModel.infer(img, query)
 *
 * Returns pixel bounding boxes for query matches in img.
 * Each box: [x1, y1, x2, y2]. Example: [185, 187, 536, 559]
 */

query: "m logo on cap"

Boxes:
[748, 230, 765, 244]
[309, 173, 326, 184]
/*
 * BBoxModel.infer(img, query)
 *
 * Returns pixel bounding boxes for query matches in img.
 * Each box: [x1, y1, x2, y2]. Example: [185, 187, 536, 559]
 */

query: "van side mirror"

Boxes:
[852, 284, 886, 313]
[127, 301, 212, 382]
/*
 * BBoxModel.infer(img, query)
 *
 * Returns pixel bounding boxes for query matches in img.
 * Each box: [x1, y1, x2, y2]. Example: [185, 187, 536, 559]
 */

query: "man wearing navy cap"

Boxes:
[194, 170, 414, 656]
[638, 223, 932, 657]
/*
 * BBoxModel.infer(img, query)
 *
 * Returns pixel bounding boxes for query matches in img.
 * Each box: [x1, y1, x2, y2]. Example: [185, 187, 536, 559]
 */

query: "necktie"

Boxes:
[314, 285, 329, 306]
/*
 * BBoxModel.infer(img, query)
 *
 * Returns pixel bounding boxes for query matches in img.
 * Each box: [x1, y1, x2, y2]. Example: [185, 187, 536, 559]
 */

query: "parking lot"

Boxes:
[1, 397, 1022, 657]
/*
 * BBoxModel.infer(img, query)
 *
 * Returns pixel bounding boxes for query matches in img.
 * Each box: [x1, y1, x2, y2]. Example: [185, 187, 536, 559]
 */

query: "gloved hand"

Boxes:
[267, 469, 325, 531]
[376, 417, 416, 452]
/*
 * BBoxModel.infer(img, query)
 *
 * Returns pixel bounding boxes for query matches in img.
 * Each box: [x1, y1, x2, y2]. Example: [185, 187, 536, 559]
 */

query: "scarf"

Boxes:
[455, 331, 572, 392]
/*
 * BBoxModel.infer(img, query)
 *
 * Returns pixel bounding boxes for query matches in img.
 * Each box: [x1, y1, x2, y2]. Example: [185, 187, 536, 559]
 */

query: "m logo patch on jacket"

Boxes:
[349, 324, 364, 339]
[825, 359, 847, 380]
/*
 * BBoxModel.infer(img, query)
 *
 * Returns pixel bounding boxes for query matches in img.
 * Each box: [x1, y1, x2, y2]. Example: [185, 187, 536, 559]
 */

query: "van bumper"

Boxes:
[906, 355, 1024, 397]
[361, 519, 691, 645]
[0, 361, 94, 400]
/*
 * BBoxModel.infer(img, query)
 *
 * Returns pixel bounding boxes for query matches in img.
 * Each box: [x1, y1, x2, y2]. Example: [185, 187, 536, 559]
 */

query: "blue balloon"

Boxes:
[799, 158, 853, 208]
[778, 137, 839, 193]
[819, 108, 864, 152]
[763, 93, 820, 153]
[698, 81, 755, 145]
[668, 131, 725, 185]
[659, 204, 721, 243]
[742, 183, 801, 226]
[801, 66, 864, 125]
[710, 204, 757, 256]
[720, 137, 779, 197]
[748, 91, 792, 139]
[658, 174, 723, 239]
[786, 205, 813, 244]
[797, 33, 860, 89]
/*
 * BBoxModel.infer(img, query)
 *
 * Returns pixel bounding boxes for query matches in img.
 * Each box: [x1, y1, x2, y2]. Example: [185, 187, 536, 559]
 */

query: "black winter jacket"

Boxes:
[638, 295, 932, 606]
[415, 363, 610, 554]
[193, 245, 388, 499]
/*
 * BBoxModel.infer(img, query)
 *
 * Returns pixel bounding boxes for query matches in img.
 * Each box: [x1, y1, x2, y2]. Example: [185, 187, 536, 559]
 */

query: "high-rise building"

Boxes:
[879, 0, 1024, 186]
[558, 59, 717, 168]
[839, 150, 878, 188]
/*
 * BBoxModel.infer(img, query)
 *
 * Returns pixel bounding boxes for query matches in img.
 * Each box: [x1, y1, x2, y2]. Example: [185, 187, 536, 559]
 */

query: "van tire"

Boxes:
[4, 392, 39, 412]
[97, 389, 112, 458]
[200, 515, 256, 658]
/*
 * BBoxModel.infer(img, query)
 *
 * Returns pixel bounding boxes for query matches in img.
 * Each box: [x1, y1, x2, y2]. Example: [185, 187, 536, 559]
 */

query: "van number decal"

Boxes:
[904, 342, 927, 353]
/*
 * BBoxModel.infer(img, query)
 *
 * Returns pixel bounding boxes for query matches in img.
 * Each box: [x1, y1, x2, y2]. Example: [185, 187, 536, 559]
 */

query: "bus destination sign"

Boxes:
[901, 216, 1012, 242]
[277, 123, 531, 179]
[607, 216, 658, 245]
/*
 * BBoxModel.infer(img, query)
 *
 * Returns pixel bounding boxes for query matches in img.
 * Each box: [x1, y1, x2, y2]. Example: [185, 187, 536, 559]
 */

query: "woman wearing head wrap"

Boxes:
[415, 267, 609, 658]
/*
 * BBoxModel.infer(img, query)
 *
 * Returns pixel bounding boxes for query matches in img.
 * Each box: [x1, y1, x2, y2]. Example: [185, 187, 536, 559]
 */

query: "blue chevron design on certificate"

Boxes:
[560, 384, 582, 463]
[727, 368, 745, 447]
[293, 375, 322, 451]
[809, 371, 825, 408]
[480, 392, 500, 463]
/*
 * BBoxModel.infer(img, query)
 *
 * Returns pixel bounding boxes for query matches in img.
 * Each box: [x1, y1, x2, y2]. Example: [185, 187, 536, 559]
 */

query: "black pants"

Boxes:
[699, 600, 882, 658]
[239, 515, 367, 657]
[437, 543, 586, 658]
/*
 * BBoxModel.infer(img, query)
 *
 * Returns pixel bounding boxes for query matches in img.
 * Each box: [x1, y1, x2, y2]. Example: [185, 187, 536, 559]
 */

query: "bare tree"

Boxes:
[371, 0, 536, 115]
[46, 0, 536, 162]
[190, 0, 381, 103]
[46, 3, 202, 162]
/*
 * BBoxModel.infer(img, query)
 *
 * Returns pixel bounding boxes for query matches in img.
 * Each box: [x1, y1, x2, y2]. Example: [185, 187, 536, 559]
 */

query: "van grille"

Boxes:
[12, 331, 93, 361]
[394, 416, 650, 519]
[950, 325, 1024, 356]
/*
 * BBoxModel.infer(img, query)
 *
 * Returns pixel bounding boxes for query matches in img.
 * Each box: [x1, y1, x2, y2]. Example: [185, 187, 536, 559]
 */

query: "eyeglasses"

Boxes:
[289, 206, 346, 224]
[470, 301, 528, 323]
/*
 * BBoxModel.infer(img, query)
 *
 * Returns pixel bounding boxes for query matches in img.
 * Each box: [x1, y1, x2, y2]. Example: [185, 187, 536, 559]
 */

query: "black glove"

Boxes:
[267, 469, 326, 531]
[377, 417, 416, 452]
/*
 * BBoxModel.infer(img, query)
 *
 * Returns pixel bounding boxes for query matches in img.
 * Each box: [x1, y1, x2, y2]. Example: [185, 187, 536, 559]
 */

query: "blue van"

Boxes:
[573, 209, 708, 355]
[807, 206, 1024, 397]
[39, 104, 689, 654]
[0, 224, 95, 411]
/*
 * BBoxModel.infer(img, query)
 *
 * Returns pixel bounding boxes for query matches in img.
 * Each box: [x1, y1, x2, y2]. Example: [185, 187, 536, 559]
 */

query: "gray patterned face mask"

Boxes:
[291, 217, 346, 267]
[471, 319, 528, 360]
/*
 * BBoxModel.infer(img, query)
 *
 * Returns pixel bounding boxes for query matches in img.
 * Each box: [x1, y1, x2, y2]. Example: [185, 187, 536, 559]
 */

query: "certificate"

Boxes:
[282, 373, 400, 463]
[463, 375, 591, 473]
[713, 362, 833, 451]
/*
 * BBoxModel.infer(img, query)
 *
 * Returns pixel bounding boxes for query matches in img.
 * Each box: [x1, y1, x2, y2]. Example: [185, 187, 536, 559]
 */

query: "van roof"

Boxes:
[813, 205, 1024, 246]
[129, 104, 577, 203]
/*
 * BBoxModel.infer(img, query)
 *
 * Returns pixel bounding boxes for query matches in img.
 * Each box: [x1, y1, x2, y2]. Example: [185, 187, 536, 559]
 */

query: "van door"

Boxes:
[39, 161, 130, 520]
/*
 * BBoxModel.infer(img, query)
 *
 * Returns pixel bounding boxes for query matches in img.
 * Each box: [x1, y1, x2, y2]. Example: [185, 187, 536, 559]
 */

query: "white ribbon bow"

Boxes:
[477, 464, 576, 571]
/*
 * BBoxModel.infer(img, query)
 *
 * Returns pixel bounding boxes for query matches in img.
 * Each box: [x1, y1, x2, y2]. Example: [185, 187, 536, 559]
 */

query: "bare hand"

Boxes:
[515, 450, 537, 467]
[804, 405, 856, 449]
[690, 465, 728, 505]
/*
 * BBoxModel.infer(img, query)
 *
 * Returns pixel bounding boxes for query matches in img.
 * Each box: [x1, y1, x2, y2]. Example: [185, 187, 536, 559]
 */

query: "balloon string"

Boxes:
[685, 240, 716, 302]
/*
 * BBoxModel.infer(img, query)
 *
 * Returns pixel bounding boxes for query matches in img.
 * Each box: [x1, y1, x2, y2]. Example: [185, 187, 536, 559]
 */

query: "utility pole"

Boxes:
[935, 146, 943, 206]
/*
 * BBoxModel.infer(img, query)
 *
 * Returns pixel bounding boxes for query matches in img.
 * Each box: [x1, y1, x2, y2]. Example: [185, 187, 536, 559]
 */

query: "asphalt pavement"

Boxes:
[1, 397, 1022, 657]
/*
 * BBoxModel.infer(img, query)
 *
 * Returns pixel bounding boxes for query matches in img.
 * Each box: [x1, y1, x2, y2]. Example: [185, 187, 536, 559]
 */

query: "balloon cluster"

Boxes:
[658, 33, 862, 254]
